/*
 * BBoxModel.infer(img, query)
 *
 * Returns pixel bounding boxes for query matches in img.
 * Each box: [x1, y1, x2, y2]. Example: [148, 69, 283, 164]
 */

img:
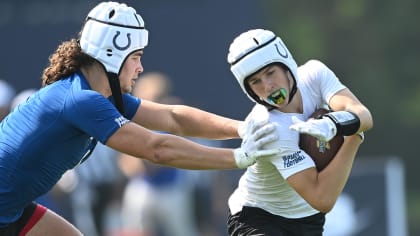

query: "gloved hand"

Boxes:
[289, 116, 337, 142]
[238, 104, 269, 139]
[234, 120, 279, 168]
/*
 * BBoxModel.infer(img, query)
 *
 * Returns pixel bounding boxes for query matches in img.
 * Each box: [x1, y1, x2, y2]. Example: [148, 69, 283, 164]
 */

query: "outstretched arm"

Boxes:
[131, 100, 240, 140]
[106, 121, 278, 170]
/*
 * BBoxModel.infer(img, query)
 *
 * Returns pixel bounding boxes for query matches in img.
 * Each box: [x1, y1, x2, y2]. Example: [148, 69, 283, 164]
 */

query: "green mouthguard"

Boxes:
[267, 88, 287, 105]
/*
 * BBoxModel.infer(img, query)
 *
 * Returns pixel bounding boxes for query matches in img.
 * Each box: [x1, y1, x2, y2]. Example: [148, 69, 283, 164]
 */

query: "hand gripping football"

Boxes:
[299, 108, 344, 171]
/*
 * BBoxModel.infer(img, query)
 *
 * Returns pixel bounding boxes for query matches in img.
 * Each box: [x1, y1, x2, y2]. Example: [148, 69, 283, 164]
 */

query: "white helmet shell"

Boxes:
[80, 2, 148, 75]
[227, 29, 298, 102]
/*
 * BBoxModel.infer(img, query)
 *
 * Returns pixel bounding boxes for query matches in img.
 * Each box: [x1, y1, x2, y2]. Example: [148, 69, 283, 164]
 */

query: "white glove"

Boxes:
[289, 116, 337, 142]
[238, 104, 269, 139]
[234, 121, 279, 168]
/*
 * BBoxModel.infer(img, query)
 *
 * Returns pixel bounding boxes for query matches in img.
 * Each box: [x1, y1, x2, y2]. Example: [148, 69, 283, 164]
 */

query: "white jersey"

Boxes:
[229, 60, 346, 219]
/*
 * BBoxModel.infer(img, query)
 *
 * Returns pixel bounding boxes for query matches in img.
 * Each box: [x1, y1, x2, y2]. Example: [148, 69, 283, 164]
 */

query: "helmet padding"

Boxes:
[80, 2, 148, 75]
[227, 29, 298, 103]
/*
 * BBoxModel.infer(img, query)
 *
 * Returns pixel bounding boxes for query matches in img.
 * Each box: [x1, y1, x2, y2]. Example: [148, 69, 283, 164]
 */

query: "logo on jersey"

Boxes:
[115, 116, 129, 127]
[282, 150, 306, 168]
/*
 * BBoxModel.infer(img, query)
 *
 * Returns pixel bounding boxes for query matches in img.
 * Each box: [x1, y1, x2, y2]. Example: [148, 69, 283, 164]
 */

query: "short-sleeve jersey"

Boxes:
[0, 72, 140, 225]
[228, 60, 346, 219]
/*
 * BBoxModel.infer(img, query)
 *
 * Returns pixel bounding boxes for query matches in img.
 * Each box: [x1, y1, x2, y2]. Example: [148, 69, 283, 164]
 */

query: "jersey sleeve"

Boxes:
[302, 60, 346, 105]
[63, 90, 131, 144]
[270, 150, 315, 179]
[110, 93, 141, 120]
[263, 112, 316, 179]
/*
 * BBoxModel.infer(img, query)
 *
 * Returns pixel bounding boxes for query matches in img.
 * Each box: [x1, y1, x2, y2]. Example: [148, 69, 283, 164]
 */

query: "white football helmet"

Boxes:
[80, 2, 148, 75]
[227, 29, 298, 104]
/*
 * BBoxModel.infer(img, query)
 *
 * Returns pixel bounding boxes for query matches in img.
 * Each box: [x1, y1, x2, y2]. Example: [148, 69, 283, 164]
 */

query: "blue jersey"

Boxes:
[0, 72, 140, 225]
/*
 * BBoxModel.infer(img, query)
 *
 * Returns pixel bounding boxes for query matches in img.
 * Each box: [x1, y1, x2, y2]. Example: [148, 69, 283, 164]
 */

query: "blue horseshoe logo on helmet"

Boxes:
[275, 42, 288, 59]
[113, 31, 131, 51]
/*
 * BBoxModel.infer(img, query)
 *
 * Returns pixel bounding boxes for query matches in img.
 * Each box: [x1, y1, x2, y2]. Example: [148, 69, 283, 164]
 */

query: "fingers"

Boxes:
[291, 116, 304, 125]
[289, 119, 326, 141]
[255, 133, 278, 148]
[251, 104, 269, 124]
[239, 105, 270, 139]
[251, 122, 276, 141]
[289, 117, 314, 133]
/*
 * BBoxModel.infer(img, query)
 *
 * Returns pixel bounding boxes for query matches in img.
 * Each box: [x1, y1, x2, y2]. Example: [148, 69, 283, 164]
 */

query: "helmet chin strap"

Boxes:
[106, 72, 125, 115]
[287, 71, 297, 104]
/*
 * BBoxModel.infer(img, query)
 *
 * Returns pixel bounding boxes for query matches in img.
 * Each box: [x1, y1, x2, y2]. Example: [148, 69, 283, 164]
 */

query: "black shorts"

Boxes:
[227, 206, 325, 236]
[0, 202, 47, 236]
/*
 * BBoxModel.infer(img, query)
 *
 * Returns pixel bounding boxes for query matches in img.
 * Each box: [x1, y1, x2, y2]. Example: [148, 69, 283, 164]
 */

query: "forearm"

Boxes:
[349, 104, 373, 133]
[149, 133, 237, 170]
[317, 135, 362, 206]
[108, 120, 274, 170]
[329, 89, 373, 134]
[107, 122, 237, 169]
[170, 105, 240, 139]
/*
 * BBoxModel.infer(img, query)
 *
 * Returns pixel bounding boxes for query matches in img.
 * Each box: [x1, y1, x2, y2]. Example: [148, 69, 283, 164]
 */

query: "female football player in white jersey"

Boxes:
[226, 29, 373, 235]
[0, 3, 280, 236]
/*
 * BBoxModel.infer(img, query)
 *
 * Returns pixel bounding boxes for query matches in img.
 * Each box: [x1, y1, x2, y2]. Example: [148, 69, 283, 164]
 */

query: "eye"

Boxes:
[130, 54, 141, 61]
[249, 78, 260, 85]
[266, 68, 276, 76]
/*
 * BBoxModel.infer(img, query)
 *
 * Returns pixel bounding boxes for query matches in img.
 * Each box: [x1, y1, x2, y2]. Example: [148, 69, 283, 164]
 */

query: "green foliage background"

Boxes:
[263, 0, 420, 234]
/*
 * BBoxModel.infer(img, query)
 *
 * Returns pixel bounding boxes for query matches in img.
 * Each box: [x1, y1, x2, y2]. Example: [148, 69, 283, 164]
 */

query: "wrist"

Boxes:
[323, 111, 360, 136]
[237, 121, 247, 138]
[344, 132, 364, 143]
[233, 148, 249, 169]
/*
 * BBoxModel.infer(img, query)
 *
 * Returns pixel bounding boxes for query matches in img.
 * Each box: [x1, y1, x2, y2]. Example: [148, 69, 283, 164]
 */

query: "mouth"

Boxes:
[267, 88, 287, 106]
[130, 79, 137, 87]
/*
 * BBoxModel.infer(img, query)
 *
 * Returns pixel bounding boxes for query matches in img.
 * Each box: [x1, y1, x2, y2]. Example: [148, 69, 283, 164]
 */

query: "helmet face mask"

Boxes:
[80, 2, 149, 75]
[227, 29, 298, 105]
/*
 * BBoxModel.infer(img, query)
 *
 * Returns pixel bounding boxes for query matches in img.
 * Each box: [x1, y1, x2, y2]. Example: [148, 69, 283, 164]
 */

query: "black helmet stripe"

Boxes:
[86, 17, 145, 29]
[230, 36, 277, 66]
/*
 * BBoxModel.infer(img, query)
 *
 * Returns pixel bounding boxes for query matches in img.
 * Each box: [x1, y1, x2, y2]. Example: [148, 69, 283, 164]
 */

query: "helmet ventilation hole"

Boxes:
[106, 49, 113, 56]
[109, 9, 115, 19]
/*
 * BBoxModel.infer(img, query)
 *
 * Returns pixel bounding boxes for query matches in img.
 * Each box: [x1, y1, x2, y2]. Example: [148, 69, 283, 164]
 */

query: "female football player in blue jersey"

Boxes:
[0, 3, 280, 235]
[225, 29, 373, 235]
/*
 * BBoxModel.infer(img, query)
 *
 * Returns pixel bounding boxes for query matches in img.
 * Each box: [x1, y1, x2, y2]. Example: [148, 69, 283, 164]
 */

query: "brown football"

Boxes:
[299, 108, 344, 171]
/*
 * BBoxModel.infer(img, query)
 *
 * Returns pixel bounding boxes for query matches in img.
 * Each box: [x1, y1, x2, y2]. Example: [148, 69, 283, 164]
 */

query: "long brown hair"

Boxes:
[41, 39, 96, 86]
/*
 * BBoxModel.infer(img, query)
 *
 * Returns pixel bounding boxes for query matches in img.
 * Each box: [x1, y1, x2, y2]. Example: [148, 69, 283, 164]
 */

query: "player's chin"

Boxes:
[122, 86, 133, 94]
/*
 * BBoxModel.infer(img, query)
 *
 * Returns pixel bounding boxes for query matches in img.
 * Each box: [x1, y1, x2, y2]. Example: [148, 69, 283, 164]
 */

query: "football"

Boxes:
[299, 108, 344, 171]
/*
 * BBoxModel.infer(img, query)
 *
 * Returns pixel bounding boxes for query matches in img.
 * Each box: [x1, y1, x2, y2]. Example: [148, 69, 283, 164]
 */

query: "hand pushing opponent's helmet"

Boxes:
[227, 29, 298, 107]
[79, 2, 149, 114]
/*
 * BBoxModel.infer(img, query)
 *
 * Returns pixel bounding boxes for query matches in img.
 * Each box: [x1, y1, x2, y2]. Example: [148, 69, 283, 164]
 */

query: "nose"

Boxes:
[137, 61, 144, 74]
[263, 77, 275, 93]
